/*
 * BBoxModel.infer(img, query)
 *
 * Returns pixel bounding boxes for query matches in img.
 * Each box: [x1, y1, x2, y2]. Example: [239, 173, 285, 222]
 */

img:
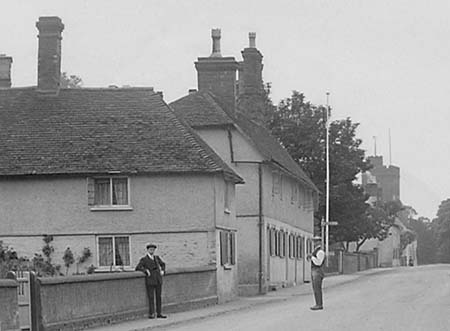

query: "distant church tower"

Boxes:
[362, 155, 400, 203]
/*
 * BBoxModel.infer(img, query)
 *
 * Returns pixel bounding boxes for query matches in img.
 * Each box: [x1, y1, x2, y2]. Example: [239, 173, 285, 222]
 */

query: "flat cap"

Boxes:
[146, 243, 157, 249]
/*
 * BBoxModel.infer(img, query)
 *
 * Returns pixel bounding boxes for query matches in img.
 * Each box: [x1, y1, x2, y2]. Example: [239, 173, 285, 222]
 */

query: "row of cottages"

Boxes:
[170, 29, 319, 295]
[0, 17, 244, 302]
[0, 16, 318, 300]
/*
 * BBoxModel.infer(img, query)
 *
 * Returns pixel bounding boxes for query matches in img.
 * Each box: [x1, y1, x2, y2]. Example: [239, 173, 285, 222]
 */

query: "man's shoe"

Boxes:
[157, 314, 167, 318]
[310, 305, 323, 311]
[148, 314, 156, 319]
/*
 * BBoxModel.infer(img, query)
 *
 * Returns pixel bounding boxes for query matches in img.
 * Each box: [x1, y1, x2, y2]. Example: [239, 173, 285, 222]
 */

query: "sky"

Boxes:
[2, 0, 449, 219]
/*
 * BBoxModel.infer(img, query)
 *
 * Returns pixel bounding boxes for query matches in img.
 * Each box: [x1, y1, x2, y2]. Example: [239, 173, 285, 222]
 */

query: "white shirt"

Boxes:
[311, 249, 325, 266]
[147, 253, 164, 275]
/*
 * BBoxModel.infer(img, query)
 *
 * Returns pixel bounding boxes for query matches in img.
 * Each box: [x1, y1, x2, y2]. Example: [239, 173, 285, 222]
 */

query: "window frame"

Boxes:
[291, 183, 298, 205]
[268, 227, 276, 257]
[279, 230, 286, 258]
[288, 233, 295, 259]
[220, 230, 236, 267]
[96, 235, 132, 270]
[224, 181, 231, 214]
[90, 176, 132, 211]
[272, 171, 280, 197]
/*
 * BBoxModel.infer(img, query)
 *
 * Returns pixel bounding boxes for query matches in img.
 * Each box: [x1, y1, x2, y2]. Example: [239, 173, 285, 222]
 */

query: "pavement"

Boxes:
[90, 268, 392, 331]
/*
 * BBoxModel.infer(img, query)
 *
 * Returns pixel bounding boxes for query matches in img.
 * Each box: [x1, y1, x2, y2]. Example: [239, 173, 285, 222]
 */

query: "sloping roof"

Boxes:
[169, 91, 234, 127]
[0, 87, 243, 183]
[170, 91, 317, 191]
[233, 112, 317, 190]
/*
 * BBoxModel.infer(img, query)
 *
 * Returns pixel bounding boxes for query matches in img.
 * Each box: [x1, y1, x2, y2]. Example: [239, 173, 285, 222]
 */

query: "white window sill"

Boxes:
[90, 205, 133, 211]
[95, 266, 134, 272]
[224, 208, 231, 214]
[223, 264, 233, 270]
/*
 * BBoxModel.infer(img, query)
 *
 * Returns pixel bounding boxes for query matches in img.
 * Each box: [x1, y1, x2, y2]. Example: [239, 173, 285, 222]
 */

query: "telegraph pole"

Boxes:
[325, 92, 330, 267]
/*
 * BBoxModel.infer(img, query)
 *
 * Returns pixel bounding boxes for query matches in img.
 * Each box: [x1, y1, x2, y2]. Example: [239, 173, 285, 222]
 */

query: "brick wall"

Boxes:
[0, 279, 19, 331]
[35, 267, 217, 330]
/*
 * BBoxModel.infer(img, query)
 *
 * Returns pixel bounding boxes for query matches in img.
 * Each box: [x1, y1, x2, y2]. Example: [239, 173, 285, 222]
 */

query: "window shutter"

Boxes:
[275, 230, 279, 256]
[230, 232, 236, 265]
[87, 177, 95, 206]
[220, 231, 226, 265]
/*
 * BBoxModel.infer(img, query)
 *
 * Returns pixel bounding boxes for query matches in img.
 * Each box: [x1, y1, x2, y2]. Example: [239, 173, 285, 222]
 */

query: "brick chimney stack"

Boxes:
[0, 54, 13, 88]
[36, 16, 64, 95]
[211, 29, 222, 57]
[239, 32, 263, 97]
[237, 33, 269, 126]
[195, 29, 239, 113]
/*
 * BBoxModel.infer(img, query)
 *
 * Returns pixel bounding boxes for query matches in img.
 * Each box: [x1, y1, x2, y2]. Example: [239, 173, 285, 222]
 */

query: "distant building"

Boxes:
[363, 156, 400, 202]
[360, 155, 417, 267]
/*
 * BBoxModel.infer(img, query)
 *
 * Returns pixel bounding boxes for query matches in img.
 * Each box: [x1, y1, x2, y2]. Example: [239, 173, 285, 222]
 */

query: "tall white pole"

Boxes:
[389, 128, 392, 166]
[325, 92, 330, 267]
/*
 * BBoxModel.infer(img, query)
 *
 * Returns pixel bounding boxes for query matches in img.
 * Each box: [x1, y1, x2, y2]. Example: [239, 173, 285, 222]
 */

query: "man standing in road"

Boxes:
[136, 243, 167, 319]
[307, 236, 325, 310]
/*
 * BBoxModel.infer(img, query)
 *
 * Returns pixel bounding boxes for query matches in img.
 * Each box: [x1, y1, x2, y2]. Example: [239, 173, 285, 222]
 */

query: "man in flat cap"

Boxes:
[307, 236, 325, 310]
[136, 243, 167, 319]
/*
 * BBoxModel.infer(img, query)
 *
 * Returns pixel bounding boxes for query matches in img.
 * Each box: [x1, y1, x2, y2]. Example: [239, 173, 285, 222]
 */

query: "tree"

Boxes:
[268, 91, 374, 249]
[433, 199, 450, 263]
[60, 72, 83, 89]
[63, 247, 75, 276]
[413, 217, 436, 264]
[237, 82, 275, 125]
[75, 247, 92, 274]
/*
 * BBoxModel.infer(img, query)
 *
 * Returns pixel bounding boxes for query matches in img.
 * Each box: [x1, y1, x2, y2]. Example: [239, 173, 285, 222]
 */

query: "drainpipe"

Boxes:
[258, 163, 263, 294]
[227, 129, 235, 162]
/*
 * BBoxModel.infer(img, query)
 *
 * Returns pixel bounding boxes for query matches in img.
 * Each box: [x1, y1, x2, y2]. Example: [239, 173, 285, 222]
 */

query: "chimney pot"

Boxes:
[0, 54, 13, 88]
[195, 29, 238, 113]
[211, 28, 222, 57]
[249, 32, 256, 48]
[36, 16, 65, 95]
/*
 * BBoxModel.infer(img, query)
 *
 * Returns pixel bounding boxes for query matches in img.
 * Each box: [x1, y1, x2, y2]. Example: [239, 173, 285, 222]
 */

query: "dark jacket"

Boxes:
[135, 254, 166, 286]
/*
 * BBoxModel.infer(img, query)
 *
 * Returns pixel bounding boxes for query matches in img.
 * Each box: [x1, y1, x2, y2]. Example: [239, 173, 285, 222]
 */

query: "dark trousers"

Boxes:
[311, 269, 324, 307]
[146, 283, 162, 315]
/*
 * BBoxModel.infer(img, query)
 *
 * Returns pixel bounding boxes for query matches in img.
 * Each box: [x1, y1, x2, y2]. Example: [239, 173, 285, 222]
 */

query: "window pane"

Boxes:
[224, 183, 230, 210]
[95, 179, 111, 205]
[115, 236, 130, 266]
[112, 178, 128, 205]
[99, 237, 113, 266]
[220, 231, 226, 265]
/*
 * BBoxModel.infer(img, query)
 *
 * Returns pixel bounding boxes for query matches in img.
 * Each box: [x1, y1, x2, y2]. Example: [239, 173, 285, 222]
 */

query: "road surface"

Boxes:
[157, 265, 450, 331]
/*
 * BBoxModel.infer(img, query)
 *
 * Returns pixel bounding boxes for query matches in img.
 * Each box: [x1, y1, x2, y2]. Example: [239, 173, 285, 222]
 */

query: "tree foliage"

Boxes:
[267, 91, 381, 248]
[432, 198, 450, 263]
[60, 72, 83, 89]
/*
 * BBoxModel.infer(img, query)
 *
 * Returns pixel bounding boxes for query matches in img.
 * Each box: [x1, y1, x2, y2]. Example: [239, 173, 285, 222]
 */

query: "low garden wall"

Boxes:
[0, 279, 20, 331]
[324, 250, 378, 275]
[34, 266, 217, 331]
[342, 253, 360, 274]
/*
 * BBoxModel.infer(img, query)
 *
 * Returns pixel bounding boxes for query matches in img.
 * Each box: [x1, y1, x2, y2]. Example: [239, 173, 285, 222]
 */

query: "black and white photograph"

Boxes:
[0, 1, 449, 330]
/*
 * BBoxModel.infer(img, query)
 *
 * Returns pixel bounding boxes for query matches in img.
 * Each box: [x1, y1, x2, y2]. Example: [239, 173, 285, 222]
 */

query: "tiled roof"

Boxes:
[170, 91, 318, 191]
[169, 91, 234, 127]
[233, 112, 317, 190]
[0, 87, 243, 183]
